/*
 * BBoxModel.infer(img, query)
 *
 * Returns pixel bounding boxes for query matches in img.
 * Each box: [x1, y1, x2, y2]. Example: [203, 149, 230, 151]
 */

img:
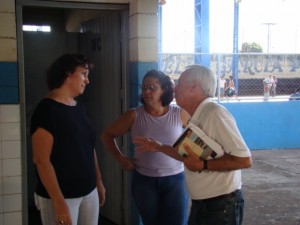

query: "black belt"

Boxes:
[195, 190, 239, 202]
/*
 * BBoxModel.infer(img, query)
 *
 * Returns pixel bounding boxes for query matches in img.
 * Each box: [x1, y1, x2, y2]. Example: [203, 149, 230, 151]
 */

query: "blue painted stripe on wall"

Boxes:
[0, 87, 19, 104]
[129, 62, 158, 107]
[222, 101, 300, 150]
[0, 62, 18, 86]
[0, 62, 19, 103]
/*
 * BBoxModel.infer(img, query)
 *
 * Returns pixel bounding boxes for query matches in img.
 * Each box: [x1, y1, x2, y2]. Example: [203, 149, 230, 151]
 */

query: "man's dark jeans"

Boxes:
[188, 189, 244, 225]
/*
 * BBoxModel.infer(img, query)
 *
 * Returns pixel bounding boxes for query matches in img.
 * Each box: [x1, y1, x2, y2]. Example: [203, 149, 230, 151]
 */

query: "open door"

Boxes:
[22, 4, 129, 225]
[79, 12, 129, 224]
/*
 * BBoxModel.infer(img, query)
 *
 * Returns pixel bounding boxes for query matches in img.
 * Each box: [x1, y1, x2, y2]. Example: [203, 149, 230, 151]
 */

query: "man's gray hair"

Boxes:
[184, 64, 216, 97]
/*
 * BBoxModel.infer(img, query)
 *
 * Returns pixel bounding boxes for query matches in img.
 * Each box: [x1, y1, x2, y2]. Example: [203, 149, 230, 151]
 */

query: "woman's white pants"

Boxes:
[34, 188, 99, 225]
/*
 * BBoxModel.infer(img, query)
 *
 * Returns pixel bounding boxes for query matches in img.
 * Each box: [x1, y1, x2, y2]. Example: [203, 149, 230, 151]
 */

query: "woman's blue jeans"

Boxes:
[132, 170, 189, 225]
[188, 189, 244, 225]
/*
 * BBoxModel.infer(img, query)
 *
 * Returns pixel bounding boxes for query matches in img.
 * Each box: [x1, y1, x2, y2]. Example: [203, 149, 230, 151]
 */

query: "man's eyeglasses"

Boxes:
[140, 84, 160, 92]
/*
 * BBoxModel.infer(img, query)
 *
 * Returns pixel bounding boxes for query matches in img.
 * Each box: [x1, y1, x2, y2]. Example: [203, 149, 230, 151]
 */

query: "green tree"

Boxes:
[241, 42, 263, 53]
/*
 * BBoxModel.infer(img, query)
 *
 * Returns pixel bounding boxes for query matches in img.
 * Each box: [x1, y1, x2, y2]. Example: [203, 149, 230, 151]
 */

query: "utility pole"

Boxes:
[262, 22, 277, 53]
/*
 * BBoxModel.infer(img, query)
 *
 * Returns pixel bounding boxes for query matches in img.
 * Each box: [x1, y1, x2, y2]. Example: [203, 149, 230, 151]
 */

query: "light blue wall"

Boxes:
[129, 62, 300, 151]
[222, 101, 300, 150]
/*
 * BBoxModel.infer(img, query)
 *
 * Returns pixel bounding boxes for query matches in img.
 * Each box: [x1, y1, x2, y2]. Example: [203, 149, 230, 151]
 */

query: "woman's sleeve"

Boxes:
[30, 102, 55, 136]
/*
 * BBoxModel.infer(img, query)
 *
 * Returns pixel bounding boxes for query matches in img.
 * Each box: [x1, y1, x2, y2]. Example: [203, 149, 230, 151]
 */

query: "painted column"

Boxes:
[129, 1, 159, 224]
[232, 0, 240, 93]
[129, 0, 159, 107]
[0, 0, 22, 225]
[194, 0, 210, 67]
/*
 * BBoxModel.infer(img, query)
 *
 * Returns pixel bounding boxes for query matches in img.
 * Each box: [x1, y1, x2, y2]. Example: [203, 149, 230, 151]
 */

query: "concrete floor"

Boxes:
[242, 149, 300, 225]
[29, 149, 300, 225]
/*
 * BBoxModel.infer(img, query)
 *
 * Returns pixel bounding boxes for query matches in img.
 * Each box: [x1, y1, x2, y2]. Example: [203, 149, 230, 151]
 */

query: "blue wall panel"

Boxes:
[222, 101, 300, 150]
[0, 62, 19, 103]
[129, 61, 158, 107]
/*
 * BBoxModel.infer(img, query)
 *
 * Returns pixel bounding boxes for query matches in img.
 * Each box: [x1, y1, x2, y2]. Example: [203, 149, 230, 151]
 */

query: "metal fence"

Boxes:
[159, 53, 300, 100]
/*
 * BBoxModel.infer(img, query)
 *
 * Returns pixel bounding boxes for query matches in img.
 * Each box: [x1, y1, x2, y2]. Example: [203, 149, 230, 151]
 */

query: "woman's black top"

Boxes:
[30, 98, 96, 198]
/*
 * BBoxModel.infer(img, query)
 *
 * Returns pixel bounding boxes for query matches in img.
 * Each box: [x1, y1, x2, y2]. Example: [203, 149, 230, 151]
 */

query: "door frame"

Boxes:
[16, 1, 130, 224]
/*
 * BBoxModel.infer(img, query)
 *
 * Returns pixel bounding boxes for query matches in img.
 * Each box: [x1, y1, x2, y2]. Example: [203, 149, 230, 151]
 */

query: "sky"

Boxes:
[161, 0, 300, 54]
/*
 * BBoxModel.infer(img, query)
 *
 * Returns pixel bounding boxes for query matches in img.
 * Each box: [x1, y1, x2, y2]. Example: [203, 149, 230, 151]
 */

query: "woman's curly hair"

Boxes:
[46, 53, 93, 90]
[140, 69, 174, 106]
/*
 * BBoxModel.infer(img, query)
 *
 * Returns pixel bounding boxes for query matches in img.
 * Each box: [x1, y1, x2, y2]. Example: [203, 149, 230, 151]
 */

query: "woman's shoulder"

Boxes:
[121, 108, 138, 121]
[33, 98, 53, 113]
[131, 105, 143, 114]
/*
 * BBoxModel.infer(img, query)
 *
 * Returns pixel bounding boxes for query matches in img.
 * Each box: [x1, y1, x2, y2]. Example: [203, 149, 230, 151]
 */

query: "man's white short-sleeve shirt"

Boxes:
[186, 98, 251, 200]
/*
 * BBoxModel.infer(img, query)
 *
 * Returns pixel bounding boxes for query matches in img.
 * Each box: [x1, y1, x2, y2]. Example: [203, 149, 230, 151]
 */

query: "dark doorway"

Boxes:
[19, 2, 129, 225]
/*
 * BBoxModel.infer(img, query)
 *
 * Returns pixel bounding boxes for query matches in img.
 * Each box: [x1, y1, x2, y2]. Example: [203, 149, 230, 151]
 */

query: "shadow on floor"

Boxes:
[29, 205, 117, 225]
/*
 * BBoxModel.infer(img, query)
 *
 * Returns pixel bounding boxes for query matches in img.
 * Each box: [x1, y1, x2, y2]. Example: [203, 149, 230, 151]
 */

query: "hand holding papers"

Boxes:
[173, 123, 224, 160]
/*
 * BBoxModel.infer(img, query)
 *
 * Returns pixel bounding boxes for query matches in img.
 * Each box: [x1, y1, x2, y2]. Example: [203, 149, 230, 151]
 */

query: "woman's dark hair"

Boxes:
[46, 53, 93, 90]
[140, 69, 174, 106]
